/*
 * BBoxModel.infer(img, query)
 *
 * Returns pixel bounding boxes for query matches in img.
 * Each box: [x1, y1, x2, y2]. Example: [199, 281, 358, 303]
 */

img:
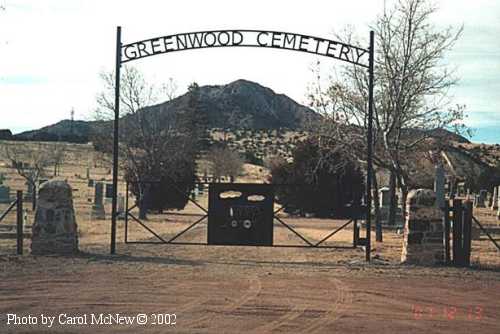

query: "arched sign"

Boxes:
[121, 29, 369, 68]
[109, 27, 375, 262]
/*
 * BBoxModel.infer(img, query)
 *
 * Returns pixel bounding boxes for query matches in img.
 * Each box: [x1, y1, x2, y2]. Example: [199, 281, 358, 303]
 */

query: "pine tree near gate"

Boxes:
[270, 139, 364, 218]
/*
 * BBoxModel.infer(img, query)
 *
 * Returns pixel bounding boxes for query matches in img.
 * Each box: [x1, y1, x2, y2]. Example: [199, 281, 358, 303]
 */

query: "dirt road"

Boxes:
[1, 232, 499, 334]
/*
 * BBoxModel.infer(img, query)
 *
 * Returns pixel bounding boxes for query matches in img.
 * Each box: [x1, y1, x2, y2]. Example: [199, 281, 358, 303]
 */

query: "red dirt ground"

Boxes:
[0, 214, 499, 334]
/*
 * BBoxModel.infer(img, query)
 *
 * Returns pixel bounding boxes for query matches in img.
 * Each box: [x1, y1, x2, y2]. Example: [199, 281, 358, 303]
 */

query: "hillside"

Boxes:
[14, 79, 318, 142]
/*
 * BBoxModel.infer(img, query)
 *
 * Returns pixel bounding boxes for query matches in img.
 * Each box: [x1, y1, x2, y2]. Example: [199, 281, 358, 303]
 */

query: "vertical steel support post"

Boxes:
[124, 181, 129, 243]
[443, 200, 451, 265]
[16, 190, 23, 255]
[463, 200, 473, 267]
[365, 31, 375, 262]
[110, 26, 122, 254]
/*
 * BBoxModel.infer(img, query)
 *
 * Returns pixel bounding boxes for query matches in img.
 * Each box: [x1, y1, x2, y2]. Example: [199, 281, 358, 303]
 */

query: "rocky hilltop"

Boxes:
[15, 79, 317, 142]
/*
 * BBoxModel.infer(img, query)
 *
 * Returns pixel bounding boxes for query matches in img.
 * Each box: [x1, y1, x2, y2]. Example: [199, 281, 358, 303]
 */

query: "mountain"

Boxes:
[142, 79, 318, 129]
[13, 120, 99, 143]
[13, 79, 317, 141]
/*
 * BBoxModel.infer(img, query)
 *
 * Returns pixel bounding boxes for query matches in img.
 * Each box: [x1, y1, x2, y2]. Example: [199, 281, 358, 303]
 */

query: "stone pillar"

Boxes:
[91, 182, 105, 220]
[401, 189, 444, 265]
[434, 164, 445, 209]
[491, 186, 498, 210]
[31, 180, 79, 255]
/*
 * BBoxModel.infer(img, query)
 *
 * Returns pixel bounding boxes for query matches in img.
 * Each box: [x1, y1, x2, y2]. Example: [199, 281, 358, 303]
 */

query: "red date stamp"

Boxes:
[412, 305, 483, 321]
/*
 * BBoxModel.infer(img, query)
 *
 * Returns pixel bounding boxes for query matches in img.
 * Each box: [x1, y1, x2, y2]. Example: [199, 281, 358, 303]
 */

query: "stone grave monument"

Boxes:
[434, 164, 445, 209]
[90, 182, 105, 220]
[378, 187, 390, 224]
[476, 190, 487, 208]
[105, 183, 113, 204]
[0, 173, 10, 204]
[491, 186, 498, 211]
[31, 180, 79, 255]
[25, 181, 33, 200]
[117, 194, 125, 220]
[401, 189, 444, 265]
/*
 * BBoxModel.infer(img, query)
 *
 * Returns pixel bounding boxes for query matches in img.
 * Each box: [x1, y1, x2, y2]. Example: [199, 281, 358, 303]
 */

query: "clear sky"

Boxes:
[1, 0, 499, 143]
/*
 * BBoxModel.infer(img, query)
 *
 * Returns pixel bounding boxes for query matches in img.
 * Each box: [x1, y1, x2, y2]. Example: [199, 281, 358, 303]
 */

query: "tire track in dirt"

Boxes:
[301, 277, 353, 333]
[185, 274, 262, 330]
[244, 276, 352, 334]
[246, 299, 306, 333]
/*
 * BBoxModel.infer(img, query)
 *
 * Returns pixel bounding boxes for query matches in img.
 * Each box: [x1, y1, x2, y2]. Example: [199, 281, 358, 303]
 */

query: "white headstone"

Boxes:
[434, 164, 445, 209]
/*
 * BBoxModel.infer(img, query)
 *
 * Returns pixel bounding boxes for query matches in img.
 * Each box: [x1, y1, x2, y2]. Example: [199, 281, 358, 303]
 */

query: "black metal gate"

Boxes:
[123, 181, 367, 249]
[109, 28, 376, 262]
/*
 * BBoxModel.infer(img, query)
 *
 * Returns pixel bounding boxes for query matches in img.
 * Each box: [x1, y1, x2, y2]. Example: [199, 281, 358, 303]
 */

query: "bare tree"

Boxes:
[94, 66, 202, 218]
[48, 142, 66, 177]
[3, 142, 50, 209]
[207, 147, 244, 182]
[308, 0, 467, 241]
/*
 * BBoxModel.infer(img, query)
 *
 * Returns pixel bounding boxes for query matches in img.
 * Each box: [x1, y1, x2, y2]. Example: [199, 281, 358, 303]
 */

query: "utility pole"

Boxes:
[70, 108, 75, 135]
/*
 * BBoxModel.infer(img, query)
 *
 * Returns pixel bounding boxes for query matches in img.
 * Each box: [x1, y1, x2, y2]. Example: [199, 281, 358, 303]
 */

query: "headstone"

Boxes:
[105, 183, 114, 198]
[434, 164, 445, 209]
[497, 189, 500, 220]
[491, 186, 498, 211]
[91, 182, 105, 220]
[401, 189, 444, 265]
[476, 190, 487, 208]
[31, 180, 79, 255]
[379, 187, 390, 207]
[25, 181, 34, 200]
[457, 183, 465, 197]
[378, 187, 390, 225]
[117, 194, 125, 220]
[0, 185, 10, 203]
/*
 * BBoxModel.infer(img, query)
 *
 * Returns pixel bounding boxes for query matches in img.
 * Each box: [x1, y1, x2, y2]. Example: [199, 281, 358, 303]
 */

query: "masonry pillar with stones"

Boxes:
[31, 180, 79, 255]
[401, 189, 444, 265]
[91, 182, 105, 220]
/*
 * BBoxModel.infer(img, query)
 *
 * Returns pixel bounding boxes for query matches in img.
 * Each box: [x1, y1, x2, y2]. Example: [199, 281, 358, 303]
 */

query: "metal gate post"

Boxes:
[353, 218, 359, 247]
[16, 190, 23, 255]
[124, 181, 129, 243]
[443, 200, 451, 264]
[463, 201, 473, 267]
[452, 199, 463, 266]
[110, 26, 122, 255]
[365, 30, 375, 262]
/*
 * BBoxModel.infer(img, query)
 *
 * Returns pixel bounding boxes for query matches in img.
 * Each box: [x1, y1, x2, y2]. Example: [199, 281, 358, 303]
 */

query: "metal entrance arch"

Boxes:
[109, 27, 375, 261]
